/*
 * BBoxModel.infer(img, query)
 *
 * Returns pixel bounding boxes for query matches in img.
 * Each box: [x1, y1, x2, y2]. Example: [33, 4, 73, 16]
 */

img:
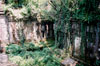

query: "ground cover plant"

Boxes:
[6, 40, 62, 66]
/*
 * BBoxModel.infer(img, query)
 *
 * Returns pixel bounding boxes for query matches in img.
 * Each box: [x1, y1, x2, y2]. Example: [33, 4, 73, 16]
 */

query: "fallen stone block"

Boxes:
[61, 58, 77, 66]
[0, 62, 18, 66]
[0, 54, 8, 63]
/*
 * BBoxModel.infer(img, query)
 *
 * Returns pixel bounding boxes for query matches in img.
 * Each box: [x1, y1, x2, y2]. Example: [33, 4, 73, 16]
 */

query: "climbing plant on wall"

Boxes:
[50, 0, 100, 58]
[75, 0, 100, 22]
[50, 0, 77, 51]
[5, 0, 54, 21]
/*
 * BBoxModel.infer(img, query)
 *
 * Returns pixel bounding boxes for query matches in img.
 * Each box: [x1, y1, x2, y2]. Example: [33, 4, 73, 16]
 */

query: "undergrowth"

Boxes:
[6, 40, 62, 66]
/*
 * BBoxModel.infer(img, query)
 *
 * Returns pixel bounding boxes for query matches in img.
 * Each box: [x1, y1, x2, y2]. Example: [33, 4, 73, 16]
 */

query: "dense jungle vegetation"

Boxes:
[1, 0, 100, 66]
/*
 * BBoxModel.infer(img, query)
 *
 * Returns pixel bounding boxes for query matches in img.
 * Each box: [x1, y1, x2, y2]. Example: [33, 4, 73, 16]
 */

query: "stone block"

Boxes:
[61, 58, 77, 66]
[0, 54, 8, 63]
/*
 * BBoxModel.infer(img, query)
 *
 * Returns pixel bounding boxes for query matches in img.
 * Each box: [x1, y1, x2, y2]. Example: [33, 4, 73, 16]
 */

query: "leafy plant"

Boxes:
[6, 42, 61, 66]
[7, 0, 25, 8]
[6, 44, 22, 54]
[23, 42, 35, 51]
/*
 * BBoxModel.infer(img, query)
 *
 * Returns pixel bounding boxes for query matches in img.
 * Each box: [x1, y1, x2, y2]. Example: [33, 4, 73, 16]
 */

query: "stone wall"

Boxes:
[0, 16, 9, 44]
[0, 16, 54, 44]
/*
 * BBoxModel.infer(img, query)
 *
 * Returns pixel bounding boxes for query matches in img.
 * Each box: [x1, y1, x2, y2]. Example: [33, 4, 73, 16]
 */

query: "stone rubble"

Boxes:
[0, 54, 18, 66]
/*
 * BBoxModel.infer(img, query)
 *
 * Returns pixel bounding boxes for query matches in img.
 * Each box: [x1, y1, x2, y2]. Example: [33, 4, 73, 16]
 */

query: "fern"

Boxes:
[6, 42, 61, 66]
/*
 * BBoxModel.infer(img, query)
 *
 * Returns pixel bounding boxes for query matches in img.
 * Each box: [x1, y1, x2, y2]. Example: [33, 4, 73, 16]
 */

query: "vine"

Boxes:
[50, 0, 100, 59]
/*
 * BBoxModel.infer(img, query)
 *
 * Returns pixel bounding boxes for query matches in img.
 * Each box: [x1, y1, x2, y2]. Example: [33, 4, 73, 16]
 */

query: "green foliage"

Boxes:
[50, 0, 100, 54]
[21, 5, 36, 21]
[5, 0, 54, 21]
[7, 0, 24, 8]
[18, 51, 34, 59]
[76, 63, 84, 66]
[23, 42, 39, 51]
[6, 44, 22, 54]
[95, 60, 100, 66]
[4, 0, 100, 65]
[6, 42, 61, 66]
[7, 0, 14, 4]
[75, 0, 100, 22]
[23, 43, 35, 51]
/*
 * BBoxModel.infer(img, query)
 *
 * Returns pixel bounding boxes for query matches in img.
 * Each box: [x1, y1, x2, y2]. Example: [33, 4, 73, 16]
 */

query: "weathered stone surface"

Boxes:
[0, 0, 9, 44]
[0, 0, 54, 44]
[0, 1, 4, 12]
[0, 16, 9, 44]
[0, 20, 54, 44]
[0, 11, 4, 15]
[8, 22, 40, 43]
[0, 62, 18, 66]
[0, 54, 8, 63]
[61, 58, 77, 66]
[0, 54, 17, 66]
[74, 37, 81, 56]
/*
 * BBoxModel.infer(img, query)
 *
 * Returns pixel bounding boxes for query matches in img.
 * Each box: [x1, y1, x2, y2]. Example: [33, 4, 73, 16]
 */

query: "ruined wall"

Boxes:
[0, 16, 54, 44]
[8, 21, 54, 43]
[56, 20, 100, 60]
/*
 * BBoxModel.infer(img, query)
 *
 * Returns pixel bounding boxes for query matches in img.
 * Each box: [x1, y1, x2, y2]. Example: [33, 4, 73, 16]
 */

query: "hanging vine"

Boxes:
[50, 0, 100, 59]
